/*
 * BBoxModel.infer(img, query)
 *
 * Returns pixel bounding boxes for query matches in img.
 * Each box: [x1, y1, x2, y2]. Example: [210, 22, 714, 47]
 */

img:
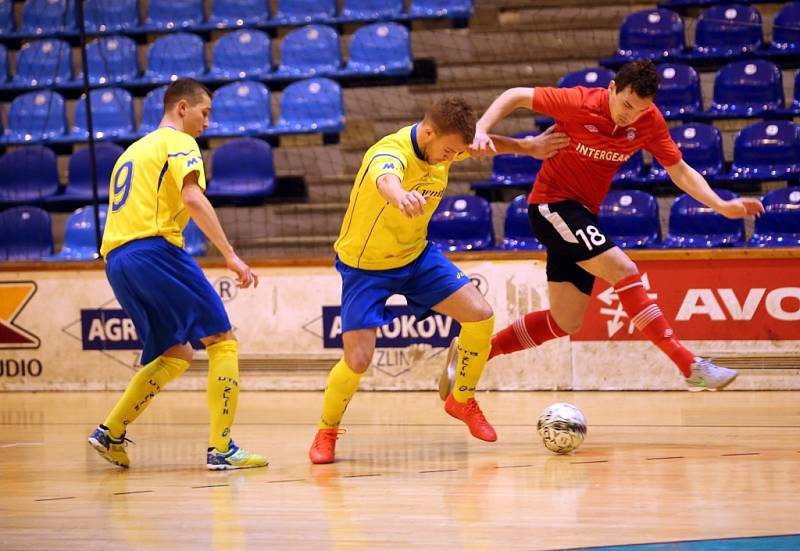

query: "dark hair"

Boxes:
[613, 59, 659, 99]
[424, 96, 476, 145]
[163, 78, 212, 112]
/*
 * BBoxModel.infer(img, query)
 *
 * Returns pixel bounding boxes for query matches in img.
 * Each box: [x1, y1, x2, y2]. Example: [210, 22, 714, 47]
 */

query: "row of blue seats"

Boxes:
[0, 138, 277, 209]
[601, 3, 800, 67]
[539, 62, 800, 125]
[0, 25, 412, 92]
[0, 0, 472, 39]
[0, 79, 345, 146]
[431, 188, 800, 252]
[474, 121, 800, 197]
[0, 204, 207, 261]
[5, 184, 797, 262]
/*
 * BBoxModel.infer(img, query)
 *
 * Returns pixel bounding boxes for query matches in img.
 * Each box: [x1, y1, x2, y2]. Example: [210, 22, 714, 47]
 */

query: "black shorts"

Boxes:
[528, 200, 616, 295]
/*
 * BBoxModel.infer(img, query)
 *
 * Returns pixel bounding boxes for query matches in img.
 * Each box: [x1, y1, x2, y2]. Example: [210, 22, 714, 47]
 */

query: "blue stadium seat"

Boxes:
[84, 36, 139, 85]
[144, 0, 204, 31]
[0, 44, 8, 84]
[340, 0, 404, 22]
[207, 0, 270, 28]
[275, 78, 345, 134]
[612, 150, 645, 187]
[277, 25, 342, 77]
[729, 121, 800, 181]
[273, 0, 336, 24]
[706, 60, 784, 118]
[84, 0, 140, 33]
[663, 189, 744, 247]
[471, 131, 542, 192]
[144, 33, 206, 83]
[183, 218, 208, 256]
[558, 67, 614, 89]
[343, 22, 412, 76]
[0, 0, 14, 33]
[498, 194, 543, 250]
[206, 81, 272, 137]
[0, 206, 53, 261]
[3, 90, 67, 143]
[654, 63, 702, 120]
[19, 0, 75, 35]
[205, 138, 276, 205]
[71, 88, 137, 141]
[408, 0, 473, 19]
[429, 195, 494, 251]
[769, 2, 800, 56]
[12, 38, 73, 88]
[0, 146, 60, 206]
[610, 9, 685, 62]
[689, 4, 763, 59]
[46, 205, 107, 260]
[599, 190, 661, 249]
[139, 85, 168, 135]
[209, 29, 272, 79]
[45, 143, 123, 209]
[749, 186, 800, 247]
[647, 123, 724, 183]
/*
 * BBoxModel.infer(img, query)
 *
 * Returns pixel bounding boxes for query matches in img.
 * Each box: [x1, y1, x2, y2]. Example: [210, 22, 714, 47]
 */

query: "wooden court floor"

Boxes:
[1, 390, 798, 550]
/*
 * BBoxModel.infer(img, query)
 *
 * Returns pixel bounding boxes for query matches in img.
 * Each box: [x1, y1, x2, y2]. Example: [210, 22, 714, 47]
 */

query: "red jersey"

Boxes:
[529, 86, 682, 213]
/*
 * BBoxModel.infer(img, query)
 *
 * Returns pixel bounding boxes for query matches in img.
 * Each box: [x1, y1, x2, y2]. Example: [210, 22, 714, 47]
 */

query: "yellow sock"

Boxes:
[453, 315, 495, 403]
[207, 340, 240, 452]
[319, 358, 362, 429]
[104, 355, 190, 437]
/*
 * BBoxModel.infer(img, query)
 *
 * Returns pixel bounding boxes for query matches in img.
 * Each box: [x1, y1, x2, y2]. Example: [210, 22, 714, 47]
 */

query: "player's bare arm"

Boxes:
[376, 173, 428, 219]
[479, 126, 569, 160]
[665, 160, 765, 220]
[473, 87, 536, 159]
[181, 173, 258, 289]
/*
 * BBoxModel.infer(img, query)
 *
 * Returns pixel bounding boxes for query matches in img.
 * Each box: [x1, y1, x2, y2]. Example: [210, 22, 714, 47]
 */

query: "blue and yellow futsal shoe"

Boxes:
[88, 425, 131, 468]
[207, 439, 268, 470]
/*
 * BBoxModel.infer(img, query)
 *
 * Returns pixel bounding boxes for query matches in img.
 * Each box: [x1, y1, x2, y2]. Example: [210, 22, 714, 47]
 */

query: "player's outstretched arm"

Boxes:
[666, 160, 765, 219]
[181, 175, 258, 289]
[473, 87, 536, 160]
[485, 126, 569, 159]
[376, 173, 428, 219]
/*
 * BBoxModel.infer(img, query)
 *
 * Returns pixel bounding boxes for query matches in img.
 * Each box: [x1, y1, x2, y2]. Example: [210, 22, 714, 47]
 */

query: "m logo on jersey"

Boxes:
[383, 162, 395, 170]
[0, 281, 40, 349]
[187, 157, 199, 167]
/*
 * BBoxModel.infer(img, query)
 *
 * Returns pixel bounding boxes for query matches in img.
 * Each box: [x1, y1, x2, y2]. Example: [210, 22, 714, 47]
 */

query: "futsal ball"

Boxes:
[537, 402, 587, 454]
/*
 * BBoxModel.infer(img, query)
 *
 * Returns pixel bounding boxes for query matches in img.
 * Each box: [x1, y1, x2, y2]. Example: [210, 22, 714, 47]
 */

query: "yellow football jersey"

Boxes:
[335, 124, 468, 270]
[100, 127, 206, 258]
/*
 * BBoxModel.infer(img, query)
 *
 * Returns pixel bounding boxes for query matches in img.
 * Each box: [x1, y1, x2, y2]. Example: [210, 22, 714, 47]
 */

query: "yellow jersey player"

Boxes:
[87, 78, 267, 470]
[309, 96, 569, 463]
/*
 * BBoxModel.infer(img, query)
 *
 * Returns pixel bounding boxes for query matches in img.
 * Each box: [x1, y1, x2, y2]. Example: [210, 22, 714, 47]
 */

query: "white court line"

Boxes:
[0, 442, 44, 448]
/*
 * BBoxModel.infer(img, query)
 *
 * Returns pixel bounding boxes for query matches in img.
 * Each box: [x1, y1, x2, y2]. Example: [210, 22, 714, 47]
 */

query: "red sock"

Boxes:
[615, 274, 695, 377]
[488, 310, 567, 360]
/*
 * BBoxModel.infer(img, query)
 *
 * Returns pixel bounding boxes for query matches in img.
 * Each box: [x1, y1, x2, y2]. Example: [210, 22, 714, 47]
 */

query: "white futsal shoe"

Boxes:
[685, 358, 738, 391]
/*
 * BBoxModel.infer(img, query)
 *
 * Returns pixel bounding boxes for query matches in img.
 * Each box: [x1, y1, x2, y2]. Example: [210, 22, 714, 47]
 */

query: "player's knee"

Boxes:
[551, 313, 582, 335]
[473, 303, 494, 323]
[612, 259, 639, 285]
[345, 350, 372, 374]
[203, 331, 237, 346]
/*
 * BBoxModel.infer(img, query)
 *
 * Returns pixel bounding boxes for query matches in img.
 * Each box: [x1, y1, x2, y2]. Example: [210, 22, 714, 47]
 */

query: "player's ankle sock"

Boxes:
[207, 340, 240, 451]
[453, 316, 494, 402]
[615, 274, 694, 377]
[319, 358, 362, 429]
[103, 355, 190, 437]
[488, 310, 566, 360]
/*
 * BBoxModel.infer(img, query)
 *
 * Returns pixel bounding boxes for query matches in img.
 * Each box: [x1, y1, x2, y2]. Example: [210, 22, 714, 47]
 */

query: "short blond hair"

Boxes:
[424, 96, 476, 144]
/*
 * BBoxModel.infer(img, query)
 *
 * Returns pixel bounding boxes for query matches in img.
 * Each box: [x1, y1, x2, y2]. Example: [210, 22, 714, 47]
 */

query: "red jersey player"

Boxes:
[440, 60, 764, 406]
